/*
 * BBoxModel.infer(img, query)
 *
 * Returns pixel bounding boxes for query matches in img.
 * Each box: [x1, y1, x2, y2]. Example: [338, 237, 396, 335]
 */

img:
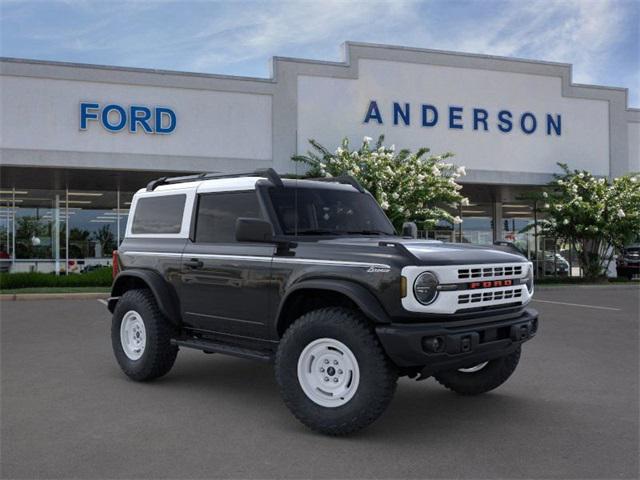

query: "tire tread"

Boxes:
[434, 348, 521, 395]
[275, 307, 397, 435]
[111, 289, 178, 381]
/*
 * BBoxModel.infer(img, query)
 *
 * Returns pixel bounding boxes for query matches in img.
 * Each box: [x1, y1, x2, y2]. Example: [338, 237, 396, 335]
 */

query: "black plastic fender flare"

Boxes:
[109, 270, 181, 325]
[276, 279, 392, 333]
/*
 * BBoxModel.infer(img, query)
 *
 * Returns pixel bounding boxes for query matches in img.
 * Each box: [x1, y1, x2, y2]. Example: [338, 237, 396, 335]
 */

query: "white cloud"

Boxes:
[1, 0, 636, 103]
[424, 0, 632, 86]
[183, 0, 418, 71]
[179, 0, 635, 95]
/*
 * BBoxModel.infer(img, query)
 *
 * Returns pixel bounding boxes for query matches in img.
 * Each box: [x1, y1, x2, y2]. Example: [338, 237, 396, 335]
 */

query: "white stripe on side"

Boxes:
[120, 251, 390, 269]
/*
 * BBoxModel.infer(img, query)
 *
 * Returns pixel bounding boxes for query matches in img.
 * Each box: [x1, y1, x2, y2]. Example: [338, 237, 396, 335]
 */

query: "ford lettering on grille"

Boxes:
[469, 279, 513, 289]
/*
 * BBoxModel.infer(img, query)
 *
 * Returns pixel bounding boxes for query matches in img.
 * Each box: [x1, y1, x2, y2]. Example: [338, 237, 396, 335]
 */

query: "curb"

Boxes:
[0, 292, 109, 301]
[536, 283, 640, 289]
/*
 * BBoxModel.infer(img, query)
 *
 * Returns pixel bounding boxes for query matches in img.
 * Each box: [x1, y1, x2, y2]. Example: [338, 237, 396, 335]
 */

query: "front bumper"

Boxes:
[376, 308, 538, 373]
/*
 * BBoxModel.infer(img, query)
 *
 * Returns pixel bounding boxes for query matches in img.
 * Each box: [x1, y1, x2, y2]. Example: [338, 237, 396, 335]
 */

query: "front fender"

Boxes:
[277, 279, 392, 328]
[110, 270, 181, 325]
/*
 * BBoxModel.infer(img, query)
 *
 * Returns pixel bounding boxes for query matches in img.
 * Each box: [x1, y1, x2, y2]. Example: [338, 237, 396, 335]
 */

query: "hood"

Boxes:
[318, 237, 527, 266]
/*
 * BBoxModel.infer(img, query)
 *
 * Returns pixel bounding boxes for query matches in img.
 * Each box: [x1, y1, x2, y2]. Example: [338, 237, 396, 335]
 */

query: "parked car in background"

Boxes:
[0, 248, 10, 273]
[540, 252, 570, 276]
[616, 244, 640, 280]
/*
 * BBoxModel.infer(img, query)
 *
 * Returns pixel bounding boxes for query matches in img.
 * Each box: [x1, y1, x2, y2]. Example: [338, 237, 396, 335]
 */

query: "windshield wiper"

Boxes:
[294, 229, 346, 235]
[345, 230, 390, 235]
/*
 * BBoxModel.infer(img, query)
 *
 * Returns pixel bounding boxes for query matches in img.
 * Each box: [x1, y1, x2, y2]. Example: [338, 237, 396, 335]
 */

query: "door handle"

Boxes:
[184, 258, 203, 269]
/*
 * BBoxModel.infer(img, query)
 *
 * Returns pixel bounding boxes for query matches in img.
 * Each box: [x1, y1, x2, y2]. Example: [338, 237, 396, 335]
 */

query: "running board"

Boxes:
[171, 338, 273, 363]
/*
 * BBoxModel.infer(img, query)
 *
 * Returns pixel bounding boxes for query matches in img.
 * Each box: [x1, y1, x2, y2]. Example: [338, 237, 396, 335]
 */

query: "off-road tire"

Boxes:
[275, 307, 398, 436]
[111, 288, 178, 381]
[434, 348, 521, 395]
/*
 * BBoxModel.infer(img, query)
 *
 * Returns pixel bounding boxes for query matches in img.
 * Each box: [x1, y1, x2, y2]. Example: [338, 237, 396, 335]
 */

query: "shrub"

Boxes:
[293, 135, 467, 230]
[535, 163, 640, 280]
[0, 267, 112, 289]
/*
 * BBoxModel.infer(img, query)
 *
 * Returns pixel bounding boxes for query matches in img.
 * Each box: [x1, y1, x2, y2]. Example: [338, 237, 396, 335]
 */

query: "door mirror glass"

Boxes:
[235, 218, 274, 243]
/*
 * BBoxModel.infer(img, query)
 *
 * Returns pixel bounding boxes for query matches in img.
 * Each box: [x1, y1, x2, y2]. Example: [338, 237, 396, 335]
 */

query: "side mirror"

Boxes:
[235, 218, 274, 243]
[402, 222, 418, 238]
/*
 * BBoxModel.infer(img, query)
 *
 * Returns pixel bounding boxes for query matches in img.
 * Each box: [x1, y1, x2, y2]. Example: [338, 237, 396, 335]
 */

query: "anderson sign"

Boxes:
[363, 100, 562, 136]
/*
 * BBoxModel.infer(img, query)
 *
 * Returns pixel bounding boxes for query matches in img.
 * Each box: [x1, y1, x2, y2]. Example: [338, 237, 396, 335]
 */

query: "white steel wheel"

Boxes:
[458, 361, 489, 373]
[120, 310, 147, 361]
[297, 338, 360, 408]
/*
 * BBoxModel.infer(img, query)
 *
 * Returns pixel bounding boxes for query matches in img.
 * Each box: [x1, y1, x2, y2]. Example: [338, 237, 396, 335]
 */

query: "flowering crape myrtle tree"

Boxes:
[537, 163, 640, 279]
[292, 135, 469, 231]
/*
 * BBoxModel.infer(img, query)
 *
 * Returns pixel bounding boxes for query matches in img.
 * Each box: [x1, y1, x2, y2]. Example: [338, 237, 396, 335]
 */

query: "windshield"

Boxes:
[268, 187, 395, 236]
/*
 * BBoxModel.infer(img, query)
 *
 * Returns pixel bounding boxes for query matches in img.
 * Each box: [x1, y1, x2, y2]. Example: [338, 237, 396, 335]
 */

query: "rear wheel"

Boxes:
[434, 348, 521, 395]
[111, 289, 178, 381]
[275, 307, 398, 435]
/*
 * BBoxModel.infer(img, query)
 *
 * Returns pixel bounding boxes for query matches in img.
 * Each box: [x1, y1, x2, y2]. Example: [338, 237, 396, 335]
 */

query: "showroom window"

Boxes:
[0, 188, 133, 273]
[425, 202, 493, 244]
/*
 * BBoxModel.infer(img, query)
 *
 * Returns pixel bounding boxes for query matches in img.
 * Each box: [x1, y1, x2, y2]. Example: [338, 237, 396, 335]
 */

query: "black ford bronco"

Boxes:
[108, 169, 538, 435]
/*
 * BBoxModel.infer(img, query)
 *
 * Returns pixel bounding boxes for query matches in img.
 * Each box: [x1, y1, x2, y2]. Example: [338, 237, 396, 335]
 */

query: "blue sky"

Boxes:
[1, 0, 638, 106]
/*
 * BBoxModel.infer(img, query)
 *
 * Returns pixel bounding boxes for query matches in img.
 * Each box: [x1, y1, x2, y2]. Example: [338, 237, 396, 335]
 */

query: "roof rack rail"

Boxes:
[146, 168, 283, 191]
[309, 175, 366, 193]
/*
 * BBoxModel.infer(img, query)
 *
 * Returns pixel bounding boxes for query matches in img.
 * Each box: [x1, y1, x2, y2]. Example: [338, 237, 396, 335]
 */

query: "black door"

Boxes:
[179, 190, 274, 339]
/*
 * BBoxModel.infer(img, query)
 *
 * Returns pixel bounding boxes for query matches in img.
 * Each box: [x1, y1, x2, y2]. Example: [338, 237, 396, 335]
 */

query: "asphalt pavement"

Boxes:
[1, 285, 638, 479]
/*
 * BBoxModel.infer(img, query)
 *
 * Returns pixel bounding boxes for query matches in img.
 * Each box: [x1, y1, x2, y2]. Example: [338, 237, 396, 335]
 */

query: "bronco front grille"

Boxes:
[458, 265, 523, 280]
[458, 288, 523, 305]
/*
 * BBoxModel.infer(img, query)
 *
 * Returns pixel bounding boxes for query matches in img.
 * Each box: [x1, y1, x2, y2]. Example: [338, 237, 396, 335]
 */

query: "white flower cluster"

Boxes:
[294, 135, 466, 228]
[538, 163, 640, 277]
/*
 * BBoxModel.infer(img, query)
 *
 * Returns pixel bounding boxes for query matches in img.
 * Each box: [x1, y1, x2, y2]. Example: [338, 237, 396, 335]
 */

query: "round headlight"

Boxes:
[524, 265, 534, 294]
[414, 272, 439, 305]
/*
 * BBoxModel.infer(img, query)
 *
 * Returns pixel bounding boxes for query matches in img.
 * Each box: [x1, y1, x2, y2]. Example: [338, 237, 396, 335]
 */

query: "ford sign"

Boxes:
[80, 103, 176, 134]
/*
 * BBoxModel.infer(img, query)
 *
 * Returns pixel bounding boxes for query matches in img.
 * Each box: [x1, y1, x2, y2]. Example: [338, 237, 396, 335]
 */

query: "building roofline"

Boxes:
[0, 56, 274, 84]
[1, 40, 636, 110]
[345, 41, 574, 68]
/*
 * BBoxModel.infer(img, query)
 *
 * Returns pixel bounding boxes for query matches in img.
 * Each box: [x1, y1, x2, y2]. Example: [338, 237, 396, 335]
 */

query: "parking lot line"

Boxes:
[532, 299, 620, 311]
[97, 299, 107, 306]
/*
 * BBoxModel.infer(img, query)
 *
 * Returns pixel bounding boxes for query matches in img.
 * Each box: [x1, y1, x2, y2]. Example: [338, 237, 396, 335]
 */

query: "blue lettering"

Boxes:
[155, 107, 176, 134]
[363, 100, 383, 124]
[80, 102, 99, 130]
[393, 102, 410, 126]
[421, 104, 438, 127]
[101, 104, 127, 132]
[546, 114, 561, 136]
[473, 108, 489, 131]
[449, 106, 463, 129]
[130, 105, 153, 133]
[365, 102, 562, 137]
[497, 110, 513, 132]
[520, 112, 537, 134]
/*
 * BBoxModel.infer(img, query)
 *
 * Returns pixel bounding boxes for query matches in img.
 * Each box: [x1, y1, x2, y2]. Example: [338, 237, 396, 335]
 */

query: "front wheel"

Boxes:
[275, 307, 398, 435]
[434, 348, 521, 395]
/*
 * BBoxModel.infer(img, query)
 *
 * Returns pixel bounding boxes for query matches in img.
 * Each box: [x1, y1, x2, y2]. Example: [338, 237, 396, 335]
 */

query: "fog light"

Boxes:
[422, 336, 445, 353]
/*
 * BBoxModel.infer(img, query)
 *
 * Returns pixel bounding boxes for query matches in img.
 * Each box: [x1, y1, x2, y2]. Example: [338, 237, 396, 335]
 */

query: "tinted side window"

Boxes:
[195, 191, 262, 243]
[131, 194, 186, 234]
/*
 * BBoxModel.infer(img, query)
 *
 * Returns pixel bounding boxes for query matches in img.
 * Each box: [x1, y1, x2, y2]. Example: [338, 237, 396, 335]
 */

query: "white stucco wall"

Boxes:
[628, 122, 640, 173]
[0, 75, 272, 161]
[297, 59, 611, 177]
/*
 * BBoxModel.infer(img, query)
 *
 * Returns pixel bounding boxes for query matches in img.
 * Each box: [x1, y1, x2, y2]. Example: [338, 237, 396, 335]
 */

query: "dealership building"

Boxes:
[1, 41, 638, 273]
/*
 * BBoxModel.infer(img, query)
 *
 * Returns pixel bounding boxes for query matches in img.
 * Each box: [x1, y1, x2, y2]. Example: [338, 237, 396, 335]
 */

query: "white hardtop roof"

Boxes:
[135, 176, 359, 195]
[135, 176, 263, 194]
